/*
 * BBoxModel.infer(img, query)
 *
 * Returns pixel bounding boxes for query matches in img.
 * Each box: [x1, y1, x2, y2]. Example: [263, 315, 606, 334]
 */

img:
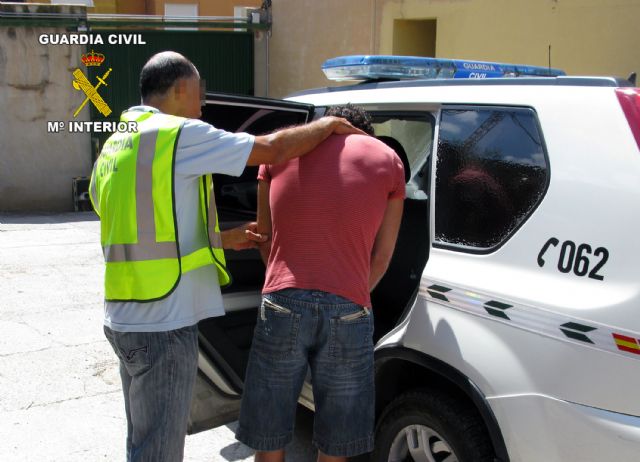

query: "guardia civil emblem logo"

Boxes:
[72, 50, 113, 117]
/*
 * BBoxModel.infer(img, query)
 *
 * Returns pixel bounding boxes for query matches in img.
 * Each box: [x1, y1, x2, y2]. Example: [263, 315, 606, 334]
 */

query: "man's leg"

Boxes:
[236, 291, 312, 457]
[318, 451, 347, 462]
[317, 452, 347, 462]
[255, 449, 285, 462]
[310, 294, 375, 459]
[120, 360, 134, 459]
[105, 326, 134, 459]
[104, 325, 199, 462]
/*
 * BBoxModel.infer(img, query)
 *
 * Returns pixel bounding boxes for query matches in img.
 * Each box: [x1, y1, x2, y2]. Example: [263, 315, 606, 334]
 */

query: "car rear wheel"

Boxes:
[371, 390, 495, 462]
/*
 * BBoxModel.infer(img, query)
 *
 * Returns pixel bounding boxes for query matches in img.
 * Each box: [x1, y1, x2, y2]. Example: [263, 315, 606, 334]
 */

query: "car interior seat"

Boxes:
[371, 136, 429, 342]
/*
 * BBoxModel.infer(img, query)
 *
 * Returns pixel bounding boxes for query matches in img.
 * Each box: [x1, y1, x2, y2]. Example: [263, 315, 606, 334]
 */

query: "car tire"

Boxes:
[371, 389, 495, 462]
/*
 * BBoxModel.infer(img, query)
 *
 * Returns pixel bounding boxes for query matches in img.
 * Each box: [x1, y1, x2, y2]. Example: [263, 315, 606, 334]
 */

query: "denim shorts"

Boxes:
[236, 289, 375, 457]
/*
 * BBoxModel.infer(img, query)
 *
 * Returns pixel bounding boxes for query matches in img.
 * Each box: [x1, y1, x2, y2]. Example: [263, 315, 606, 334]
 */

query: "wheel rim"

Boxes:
[387, 424, 459, 462]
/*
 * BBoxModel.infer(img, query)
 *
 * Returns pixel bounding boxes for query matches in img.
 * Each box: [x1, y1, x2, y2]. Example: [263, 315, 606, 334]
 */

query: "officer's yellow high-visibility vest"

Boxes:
[89, 109, 231, 302]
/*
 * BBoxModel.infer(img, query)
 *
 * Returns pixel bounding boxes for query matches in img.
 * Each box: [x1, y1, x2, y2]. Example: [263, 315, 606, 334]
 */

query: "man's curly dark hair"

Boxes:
[325, 104, 374, 136]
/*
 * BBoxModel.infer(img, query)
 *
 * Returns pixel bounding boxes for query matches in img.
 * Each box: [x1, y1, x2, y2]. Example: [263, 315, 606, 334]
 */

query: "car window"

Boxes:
[435, 106, 549, 251]
[201, 101, 312, 220]
[214, 109, 311, 219]
[372, 115, 434, 176]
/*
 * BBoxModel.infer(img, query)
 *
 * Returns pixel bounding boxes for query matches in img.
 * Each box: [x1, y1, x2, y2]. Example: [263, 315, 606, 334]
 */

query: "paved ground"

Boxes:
[0, 212, 319, 462]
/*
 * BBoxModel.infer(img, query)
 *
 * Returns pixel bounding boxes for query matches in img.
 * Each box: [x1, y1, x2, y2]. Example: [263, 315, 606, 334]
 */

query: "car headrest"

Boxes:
[376, 135, 411, 183]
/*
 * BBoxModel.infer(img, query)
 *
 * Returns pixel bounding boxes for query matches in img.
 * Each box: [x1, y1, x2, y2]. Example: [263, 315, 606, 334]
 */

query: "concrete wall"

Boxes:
[39, 0, 262, 16]
[91, 0, 118, 14]
[0, 5, 91, 212]
[269, 0, 640, 97]
[144, 0, 261, 16]
[0, 2, 265, 212]
[378, 0, 640, 79]
[268, 0, 376, 98]
[114, 0, 147, 15]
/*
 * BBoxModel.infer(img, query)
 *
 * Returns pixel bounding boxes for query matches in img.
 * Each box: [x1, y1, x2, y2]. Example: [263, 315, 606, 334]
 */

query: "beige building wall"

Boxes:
[268, 0, 376, 98]
[269, 0, 640, 97]
[379, 0, 639, 79]
[143, 0, 261, 16]
[91, 0, 117, 14]
[73, 0, 262, 15]
[113, 0, 147, 15]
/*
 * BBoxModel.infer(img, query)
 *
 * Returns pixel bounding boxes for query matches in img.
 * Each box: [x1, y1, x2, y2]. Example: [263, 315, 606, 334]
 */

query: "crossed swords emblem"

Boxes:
[72, 67, 113, 118]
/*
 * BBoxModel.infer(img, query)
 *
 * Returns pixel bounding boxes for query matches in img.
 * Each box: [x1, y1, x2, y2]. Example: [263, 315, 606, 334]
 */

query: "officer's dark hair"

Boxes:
[140, 51, 198, 101]
[325, 103, 374, 136]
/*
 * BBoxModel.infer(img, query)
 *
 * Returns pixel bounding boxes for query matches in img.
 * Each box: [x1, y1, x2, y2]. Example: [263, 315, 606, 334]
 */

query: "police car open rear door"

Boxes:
[189, 93, 314, 434]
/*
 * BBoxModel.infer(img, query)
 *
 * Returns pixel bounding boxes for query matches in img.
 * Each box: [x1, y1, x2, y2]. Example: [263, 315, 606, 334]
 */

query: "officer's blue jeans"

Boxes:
[104, 324, 199, 462]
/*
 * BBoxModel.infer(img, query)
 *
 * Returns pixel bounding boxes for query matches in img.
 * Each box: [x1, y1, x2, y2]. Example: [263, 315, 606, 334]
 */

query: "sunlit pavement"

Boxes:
[0, 213, 321, 462]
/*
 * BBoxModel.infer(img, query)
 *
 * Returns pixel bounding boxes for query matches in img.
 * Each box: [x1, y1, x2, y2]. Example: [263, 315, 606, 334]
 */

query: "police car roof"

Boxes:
[287, 75, 633, 100]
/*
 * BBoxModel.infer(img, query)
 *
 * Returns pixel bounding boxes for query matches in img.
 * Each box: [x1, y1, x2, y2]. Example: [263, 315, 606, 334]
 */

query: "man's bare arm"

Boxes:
[369, 199, 404, 291]
[256, 180, 272, 264]
[246, 116, 365, 166]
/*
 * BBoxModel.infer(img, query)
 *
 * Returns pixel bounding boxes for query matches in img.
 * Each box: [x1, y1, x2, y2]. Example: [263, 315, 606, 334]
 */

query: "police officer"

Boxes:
[89, 51, 363, 462]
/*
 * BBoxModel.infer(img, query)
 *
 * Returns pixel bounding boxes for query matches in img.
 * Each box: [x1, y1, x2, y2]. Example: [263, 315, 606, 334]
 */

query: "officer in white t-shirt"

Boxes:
[96, 51, 364, 462]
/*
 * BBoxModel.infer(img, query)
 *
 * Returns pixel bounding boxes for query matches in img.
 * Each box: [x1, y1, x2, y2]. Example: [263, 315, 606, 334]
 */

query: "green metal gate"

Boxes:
[87, 29, 254, 146]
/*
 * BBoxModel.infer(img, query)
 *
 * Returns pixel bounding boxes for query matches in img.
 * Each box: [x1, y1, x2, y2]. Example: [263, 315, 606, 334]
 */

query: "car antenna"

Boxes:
[627, 72, 637, 85]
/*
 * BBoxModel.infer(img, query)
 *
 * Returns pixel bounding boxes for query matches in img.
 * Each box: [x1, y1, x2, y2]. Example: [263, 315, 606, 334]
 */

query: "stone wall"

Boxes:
[0, 4, 91, 212]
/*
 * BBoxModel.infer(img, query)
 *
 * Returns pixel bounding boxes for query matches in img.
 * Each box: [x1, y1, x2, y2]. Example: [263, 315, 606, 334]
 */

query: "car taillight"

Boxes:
[616, 88, 640, 151]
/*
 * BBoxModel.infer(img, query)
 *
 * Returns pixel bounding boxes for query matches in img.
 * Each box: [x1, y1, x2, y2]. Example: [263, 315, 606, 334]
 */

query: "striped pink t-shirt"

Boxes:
[258, 133, 405, 307]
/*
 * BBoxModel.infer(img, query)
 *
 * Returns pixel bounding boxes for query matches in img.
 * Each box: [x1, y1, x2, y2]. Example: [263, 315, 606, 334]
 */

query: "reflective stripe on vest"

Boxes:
[89, 167, 99, 214]
[202, 174, 230, 286]
[90, 110, 231, 302]
[204, 174, 223, 249]
[102, 128, 177, 263]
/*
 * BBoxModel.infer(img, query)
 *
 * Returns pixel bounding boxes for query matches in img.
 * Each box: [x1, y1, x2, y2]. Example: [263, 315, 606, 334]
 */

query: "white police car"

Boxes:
[189, 55, 640, 462]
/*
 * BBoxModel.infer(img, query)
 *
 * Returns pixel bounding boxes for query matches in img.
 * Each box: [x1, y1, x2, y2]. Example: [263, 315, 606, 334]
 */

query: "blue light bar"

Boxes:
[322, 55, 566, 81]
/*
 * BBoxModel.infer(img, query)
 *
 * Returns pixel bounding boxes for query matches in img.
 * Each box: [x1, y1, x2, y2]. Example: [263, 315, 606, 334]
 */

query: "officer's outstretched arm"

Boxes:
[246, 116, 365, 166]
